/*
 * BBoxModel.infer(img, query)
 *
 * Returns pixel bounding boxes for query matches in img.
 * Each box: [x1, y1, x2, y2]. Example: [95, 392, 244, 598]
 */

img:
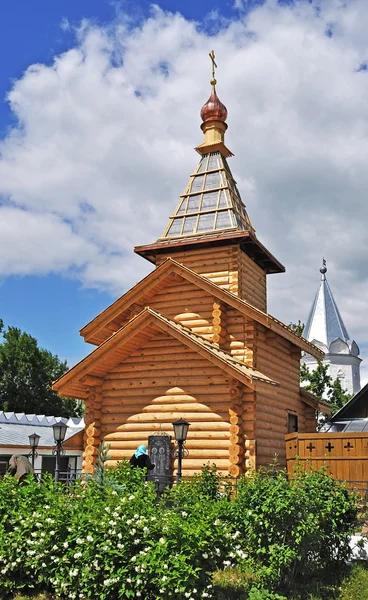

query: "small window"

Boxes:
[288, 413, 298, 433]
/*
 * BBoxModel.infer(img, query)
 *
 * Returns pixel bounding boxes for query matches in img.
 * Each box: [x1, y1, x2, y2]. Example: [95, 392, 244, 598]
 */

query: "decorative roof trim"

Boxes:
[55, 308, 277, 399]
[0, 412, 84, 427]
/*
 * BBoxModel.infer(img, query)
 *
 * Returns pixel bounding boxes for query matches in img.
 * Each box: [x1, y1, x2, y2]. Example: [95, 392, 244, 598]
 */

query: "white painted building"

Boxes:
[0, 412, 84, 479]
[302, 261, 361, 396]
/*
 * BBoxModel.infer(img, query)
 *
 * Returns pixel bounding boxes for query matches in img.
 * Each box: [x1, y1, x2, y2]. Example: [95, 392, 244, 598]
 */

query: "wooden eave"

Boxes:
[134, 230, 285, 275]
[331, 382, 368, 420]
[300, 388, 332, 415]
[54, 308, 277, 399]
[80, 258, 323, 360]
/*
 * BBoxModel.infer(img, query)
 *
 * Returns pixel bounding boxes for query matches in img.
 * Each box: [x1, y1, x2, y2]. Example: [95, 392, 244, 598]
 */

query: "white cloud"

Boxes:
[0, 0, 367, 383]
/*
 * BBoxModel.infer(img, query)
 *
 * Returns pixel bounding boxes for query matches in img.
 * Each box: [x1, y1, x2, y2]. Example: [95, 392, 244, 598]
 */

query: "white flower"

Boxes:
[223, 560, 231, 566]
[126, 578, 131, 583]
[162, 575, 167, 581]
[63, 541, 69, 548]
[214, 519, 220, 526]
[128, 494, 135, 500]
[74, 552, 82, 559]
[185, 593, 191, 598]
[203, 553, 208, 559]
[181, 511, 188, 517]
[159, 537, 165, 544]
[76, 538, 84, 544]
[164, 564, 168, 569]
[86, 535, 93, 542]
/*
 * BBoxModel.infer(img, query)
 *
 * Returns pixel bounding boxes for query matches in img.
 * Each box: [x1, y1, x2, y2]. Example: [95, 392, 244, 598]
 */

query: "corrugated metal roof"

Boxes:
[0, 412, 83, 427]
[0, 412, 84, 448]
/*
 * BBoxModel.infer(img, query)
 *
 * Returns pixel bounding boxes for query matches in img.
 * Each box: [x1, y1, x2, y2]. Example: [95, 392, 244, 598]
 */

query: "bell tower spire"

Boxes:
[302, 260, 362, 395]
[135, 52, 285, 310]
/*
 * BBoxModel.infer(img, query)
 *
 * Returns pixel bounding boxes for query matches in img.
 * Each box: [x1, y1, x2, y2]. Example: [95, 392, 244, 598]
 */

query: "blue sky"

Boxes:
[0, 0, 243, 362]
[0, 0, 367, 388]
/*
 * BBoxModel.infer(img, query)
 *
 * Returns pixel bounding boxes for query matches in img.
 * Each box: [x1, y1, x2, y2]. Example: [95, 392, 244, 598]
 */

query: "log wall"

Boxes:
[156, 245, 267, 311]
[254, 324, 316, 468]
[147, 278, 252, 365]
[98, 332, 248, 476]
[82, 385, 102, 473]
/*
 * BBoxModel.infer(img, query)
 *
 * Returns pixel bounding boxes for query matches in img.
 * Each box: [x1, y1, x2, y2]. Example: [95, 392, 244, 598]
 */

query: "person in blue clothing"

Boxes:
[129, 445, 155, 471]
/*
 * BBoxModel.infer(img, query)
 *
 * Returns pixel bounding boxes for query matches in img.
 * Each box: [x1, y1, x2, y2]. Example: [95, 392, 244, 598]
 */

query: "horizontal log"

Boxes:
[103, 431, 230, 441]
[102, 377, 230, 389]
[229, 465, 243, 477]
[102, 403, 231, 414]
[106, 364, 222, 377]
[102, 412, 229, 424]
[101, 421, 230, 432]
[256, 425, 287, 437]
[102, 386, 231, 401]
[102, 395, 229, 407]
[256, 438, 287, 450]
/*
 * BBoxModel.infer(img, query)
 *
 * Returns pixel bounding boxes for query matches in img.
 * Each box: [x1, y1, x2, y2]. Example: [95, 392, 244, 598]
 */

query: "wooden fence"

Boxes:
[286, 432, 368, 486]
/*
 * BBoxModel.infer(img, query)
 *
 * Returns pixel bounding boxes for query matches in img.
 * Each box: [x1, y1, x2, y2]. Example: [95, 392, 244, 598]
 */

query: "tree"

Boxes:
[288, 320, 304, 337]
[300, 361, 331, 399]
[300, 360, 351, 416]
[327, 377, 352, 414]
[0, 321, 83, 417]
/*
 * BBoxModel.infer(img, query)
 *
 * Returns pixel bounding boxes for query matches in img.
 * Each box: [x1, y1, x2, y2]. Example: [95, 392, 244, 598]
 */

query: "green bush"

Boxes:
[339, 565, 368, 600]
[0, 468, 234, 600]
[226, 466, 358, 593]
[0, 458, 359, 600]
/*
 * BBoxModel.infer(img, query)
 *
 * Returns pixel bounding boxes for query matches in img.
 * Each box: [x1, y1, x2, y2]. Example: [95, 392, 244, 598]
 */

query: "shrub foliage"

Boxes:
[0, 459, 359, 600]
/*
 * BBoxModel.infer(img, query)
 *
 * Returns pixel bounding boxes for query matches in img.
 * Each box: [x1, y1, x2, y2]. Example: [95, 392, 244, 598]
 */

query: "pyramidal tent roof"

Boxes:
[303, 262, 351, 349]
[161, 151, 254, 240]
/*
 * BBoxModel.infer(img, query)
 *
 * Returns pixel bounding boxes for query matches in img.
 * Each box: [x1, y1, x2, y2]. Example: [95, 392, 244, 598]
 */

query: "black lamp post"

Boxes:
[28, 433, 40, 469]
[52, 421, 68, 483]
[172, 418, 190, 483]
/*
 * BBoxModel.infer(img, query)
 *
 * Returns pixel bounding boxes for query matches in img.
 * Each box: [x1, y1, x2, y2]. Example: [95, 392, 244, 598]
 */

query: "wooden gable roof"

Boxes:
[80, 258, 323, 359]
[54, 308, 277, 399]
[299, 388, 333, 414]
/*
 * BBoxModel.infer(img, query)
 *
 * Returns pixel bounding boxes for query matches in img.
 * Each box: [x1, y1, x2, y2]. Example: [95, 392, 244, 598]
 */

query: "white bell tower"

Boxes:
[302, 260, 361, 396]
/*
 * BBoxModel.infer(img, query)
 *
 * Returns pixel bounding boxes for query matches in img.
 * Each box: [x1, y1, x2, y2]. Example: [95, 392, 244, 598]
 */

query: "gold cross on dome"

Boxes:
[209, 50, 217, 88]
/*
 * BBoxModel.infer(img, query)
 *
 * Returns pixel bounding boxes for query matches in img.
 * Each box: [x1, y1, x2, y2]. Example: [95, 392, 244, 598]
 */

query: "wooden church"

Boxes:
[53, 56, 323, 477]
